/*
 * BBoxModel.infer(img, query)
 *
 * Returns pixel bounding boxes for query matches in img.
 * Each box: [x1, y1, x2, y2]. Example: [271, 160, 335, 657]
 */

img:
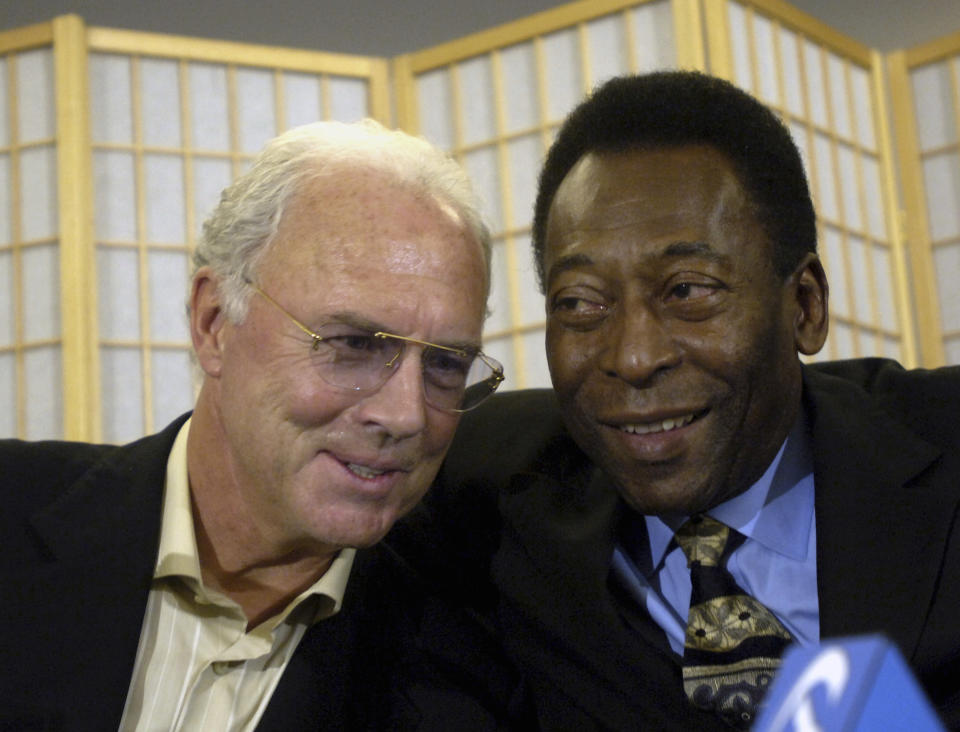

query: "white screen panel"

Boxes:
[21, 244, 59, 341]
[812, 133, 838, 221]
[0, 57, 8, 146]
[883, 336, 902, 362]
[94, 150, 137, 242]
[753, 14, 778, 105]
[861, 156, 887, 239]
[141, 58, 182, 148]
[788, 121, 812, 182]
[822, 226, 848, 319]
[911, 63, 957, 151]
[458, 57, 496, 144]
[0, 352, 13, 437]
[934, 243, 960, 333]
[514, 233, 544, 326]
[727, 2, 752, 90]
[327, 76, 368, 122]
[542, 28, 582, 123]
[190, 63, 230, 151]
[521, 329, 551, 389]
[849, 66, 875, 149]
[283, 72, 323, 129]
[631, 0, 675, 72]
[0, 154, 10, 244]
[0, 251, 11, 345]
[462, 146, 503, 231]
[830, 321, 855, 360]
[507, 134, 541, 227]
[827, 54, 851, 140]
[19, 145, 58, 241]
[586, 14, 628, 87]
[151, 349, 194, 429]
[97, 247, 141, 341]
[804, 41, 828, 129]
[16, 48, 54, 143]
[417, 69, 454, 150]
[24, 346, 62, 440]
[836, 144, 861, 230]
[144, 154, 186, 243]
[922, 152, 960, 241]
[500, 42, 539, 133]
[848, 236, 872, 323]
[89, 54, 133, 144]
[872, 245, 897, 331]
[148, 250, 189, 342]
[193, 157, 233, 237]
[946, 338, 960, 366]
[101, 346, 144, 444]
[780, 30, 804, 117]
[237, 68, 276, 153]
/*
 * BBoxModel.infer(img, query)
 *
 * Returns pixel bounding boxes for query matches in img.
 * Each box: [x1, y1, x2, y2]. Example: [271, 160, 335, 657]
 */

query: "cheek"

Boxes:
[546, 327, 596, 392]
[423, 413, 461, 457]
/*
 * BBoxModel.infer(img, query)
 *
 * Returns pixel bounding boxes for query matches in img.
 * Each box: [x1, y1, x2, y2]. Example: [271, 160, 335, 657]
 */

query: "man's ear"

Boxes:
[790, 253, 829, 356]
[190, 267, 229, 377]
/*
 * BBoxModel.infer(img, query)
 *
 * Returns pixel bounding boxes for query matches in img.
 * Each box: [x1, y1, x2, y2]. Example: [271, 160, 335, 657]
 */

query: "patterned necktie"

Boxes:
[675, 514, 792, 729]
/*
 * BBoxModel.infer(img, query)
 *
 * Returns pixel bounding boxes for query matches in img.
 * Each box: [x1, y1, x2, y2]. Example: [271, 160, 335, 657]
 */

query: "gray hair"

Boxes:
[192, 118, 491, 322]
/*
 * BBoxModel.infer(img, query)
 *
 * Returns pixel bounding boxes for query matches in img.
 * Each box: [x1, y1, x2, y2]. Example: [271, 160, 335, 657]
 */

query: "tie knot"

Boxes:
[675, 515, 731, 568]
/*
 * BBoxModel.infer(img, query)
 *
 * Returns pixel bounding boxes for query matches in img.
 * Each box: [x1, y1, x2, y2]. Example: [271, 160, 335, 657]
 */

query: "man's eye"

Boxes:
[551, 295, 607, 315]
[422, 350, 473, 393]
[667, 281, 716, 300]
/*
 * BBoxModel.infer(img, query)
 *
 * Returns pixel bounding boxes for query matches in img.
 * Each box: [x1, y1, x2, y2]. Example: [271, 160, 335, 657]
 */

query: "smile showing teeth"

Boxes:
[619, 413, 696, 435]
[345, 463, 388, 479]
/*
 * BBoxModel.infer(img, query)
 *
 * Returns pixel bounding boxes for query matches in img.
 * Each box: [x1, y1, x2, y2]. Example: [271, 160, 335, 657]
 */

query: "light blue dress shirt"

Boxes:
[612, 416, 819, 655]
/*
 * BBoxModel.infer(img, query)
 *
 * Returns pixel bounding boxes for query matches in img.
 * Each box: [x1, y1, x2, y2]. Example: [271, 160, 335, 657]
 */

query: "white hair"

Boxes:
[192, 119, 490, 322]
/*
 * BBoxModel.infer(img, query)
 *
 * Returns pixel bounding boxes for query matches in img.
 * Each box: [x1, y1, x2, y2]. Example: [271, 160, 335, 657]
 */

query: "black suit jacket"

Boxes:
[396, 359, 960, 730]
[1, 415, 524, 731]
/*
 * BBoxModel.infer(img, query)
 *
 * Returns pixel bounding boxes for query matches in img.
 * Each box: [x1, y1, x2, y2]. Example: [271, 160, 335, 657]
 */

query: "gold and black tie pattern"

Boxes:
[675, 515, 792, 729]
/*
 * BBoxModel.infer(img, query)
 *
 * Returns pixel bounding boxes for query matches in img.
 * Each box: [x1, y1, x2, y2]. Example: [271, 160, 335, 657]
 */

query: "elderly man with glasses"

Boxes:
[1, 120, 515, 731]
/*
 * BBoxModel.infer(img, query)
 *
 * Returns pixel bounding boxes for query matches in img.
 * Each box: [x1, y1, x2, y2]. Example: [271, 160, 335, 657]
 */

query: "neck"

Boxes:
[186, 386, 338, 627]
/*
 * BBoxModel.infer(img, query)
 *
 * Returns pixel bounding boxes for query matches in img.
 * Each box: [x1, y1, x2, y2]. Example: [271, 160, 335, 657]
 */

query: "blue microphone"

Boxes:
[753, 635, 944, 731]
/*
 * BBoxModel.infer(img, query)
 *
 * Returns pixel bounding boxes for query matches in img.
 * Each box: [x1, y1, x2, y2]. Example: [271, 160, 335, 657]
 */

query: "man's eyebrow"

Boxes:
[546, 253, 594, 284]
[546, 242, 729, 283]
[326, 311, 481, 353]
[662, 240, 730, 265]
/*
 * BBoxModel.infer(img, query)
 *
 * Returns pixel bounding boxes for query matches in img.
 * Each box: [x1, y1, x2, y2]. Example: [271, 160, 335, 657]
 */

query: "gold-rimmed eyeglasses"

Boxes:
[246, 281, 504, 413]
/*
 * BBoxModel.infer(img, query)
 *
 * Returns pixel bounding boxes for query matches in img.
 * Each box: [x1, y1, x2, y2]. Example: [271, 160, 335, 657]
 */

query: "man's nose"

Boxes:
[356, 347, 429, 439]
[597, 306, 682, 386]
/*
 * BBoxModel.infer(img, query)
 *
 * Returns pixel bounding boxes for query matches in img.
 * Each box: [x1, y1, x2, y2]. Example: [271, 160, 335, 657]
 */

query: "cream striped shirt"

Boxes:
[118, 419, 356, 731]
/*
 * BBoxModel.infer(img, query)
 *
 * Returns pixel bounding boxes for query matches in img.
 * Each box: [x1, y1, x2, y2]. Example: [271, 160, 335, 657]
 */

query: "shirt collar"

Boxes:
[154, 418, 356, 620]
[641, 413, 815, 574]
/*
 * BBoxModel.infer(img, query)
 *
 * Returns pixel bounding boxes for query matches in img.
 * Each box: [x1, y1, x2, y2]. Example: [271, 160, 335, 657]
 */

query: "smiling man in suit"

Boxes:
[398, 71, 960, 730]
[1, 119, 514, 731]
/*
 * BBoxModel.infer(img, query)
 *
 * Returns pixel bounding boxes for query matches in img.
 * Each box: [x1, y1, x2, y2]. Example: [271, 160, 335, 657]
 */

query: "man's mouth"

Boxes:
[344, 462, 390, 479]
[617, 412, 698, 435]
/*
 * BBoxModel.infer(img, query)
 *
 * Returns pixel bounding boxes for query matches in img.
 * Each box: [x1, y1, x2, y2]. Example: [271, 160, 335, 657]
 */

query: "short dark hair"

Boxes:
[532, 71, 817, 289]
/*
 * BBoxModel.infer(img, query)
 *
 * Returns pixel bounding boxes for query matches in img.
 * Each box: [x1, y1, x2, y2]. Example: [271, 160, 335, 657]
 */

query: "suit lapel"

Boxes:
[805, 368, 948, 657]
[28, 416, 187, 729]
[495, 463, 686, 728]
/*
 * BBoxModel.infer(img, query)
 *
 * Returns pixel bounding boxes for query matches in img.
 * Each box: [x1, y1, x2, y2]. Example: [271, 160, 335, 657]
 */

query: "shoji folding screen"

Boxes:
[394, 0, 694, 391]
[0, 15, 389, 442]
[708, 0, 913, 367]
[396, 0, 916, 390]
[86, 27, 387, 443]
[0, 22, 65, 441]
[3, 3, 958, 441]
[889, 31, 960, 367]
